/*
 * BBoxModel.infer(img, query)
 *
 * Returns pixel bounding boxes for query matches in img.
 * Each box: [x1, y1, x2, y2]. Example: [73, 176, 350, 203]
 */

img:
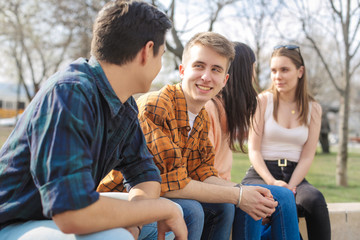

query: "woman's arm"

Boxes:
[288, 102, 322, 189]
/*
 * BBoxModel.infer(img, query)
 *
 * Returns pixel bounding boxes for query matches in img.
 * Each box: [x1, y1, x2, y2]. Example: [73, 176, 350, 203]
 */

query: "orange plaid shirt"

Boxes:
[97, 84, 218, 194]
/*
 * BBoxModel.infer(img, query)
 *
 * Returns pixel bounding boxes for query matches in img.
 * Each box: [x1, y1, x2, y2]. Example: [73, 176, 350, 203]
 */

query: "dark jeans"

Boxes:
[169, 199, 234, 240]
[201, 202, 234, 240]
[242, 161, 331, 240]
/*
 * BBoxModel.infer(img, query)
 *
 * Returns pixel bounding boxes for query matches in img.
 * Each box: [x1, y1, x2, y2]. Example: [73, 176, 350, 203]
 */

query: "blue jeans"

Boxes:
[170, 199, 234, 240]
[0, 220, 134, 240]
[232, 185, 300, 240]
[201, 202, 235, 240]
[169, 199, 204, 240]
[242, 163, 331, 240]
[139, 221, 175, 240]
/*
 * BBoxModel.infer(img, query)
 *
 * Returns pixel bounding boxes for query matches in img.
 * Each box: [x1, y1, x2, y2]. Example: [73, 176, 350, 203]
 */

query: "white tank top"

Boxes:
[261, 92, 311, 162]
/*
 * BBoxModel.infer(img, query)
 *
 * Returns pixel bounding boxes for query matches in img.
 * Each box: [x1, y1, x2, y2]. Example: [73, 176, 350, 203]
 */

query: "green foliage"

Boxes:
[231, 150, 360, 203]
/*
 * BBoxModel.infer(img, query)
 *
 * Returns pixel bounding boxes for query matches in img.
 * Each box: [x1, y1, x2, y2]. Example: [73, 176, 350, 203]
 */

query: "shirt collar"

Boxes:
[88, 57, 124, 117]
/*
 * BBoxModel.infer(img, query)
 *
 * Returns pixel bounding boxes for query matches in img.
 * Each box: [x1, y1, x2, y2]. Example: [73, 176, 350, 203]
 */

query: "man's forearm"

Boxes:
[163, 179, 239, 205]
[163, 178, 279, 221]
[128, 181, 161, 201]
[203, 175, 237, 187]
[53, 195, 181, 235]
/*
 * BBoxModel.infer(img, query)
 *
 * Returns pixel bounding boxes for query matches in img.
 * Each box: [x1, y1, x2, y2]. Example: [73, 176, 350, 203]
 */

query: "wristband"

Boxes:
[236, 185, 243, 208]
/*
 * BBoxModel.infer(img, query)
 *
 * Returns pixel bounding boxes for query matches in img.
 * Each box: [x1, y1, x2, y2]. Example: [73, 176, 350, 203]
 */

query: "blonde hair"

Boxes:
[182, 32, 235, 70]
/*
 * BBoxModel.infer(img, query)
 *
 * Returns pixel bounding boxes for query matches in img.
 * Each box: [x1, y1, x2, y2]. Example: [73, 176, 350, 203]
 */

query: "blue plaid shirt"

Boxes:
[0, 57, 160, 227]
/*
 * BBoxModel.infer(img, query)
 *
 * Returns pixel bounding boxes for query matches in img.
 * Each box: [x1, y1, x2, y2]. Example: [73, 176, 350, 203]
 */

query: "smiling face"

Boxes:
[180, 44, 229, 114]
[270, 56, 304, 95]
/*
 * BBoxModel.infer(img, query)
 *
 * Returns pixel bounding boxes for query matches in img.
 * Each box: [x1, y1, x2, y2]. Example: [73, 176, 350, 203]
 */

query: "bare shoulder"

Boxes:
[309, 101, 322, 127]
[257, 92, 269, 112]
[205, 99, 216, 113]
[311, 101, 322, 118]
[257, 92, 268, 102]
[205, 99, 224, 126]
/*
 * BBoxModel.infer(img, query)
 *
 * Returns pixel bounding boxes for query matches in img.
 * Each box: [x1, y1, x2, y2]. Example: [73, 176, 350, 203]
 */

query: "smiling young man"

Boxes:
[0, 1, 187, 239]
[98, 32, 280, 239]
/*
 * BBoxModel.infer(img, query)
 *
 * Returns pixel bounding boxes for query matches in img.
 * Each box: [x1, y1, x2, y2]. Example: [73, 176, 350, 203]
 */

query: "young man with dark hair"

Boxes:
[99, 32, 289, 239]
[0, 1, 187, 239]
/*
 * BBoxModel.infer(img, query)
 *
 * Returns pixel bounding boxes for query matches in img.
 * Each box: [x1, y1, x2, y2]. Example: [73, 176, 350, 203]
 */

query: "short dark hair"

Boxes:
[91, 0, 172, 65]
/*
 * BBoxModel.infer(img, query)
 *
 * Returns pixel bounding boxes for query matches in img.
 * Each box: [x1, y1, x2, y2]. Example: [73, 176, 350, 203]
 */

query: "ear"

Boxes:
[141, 41, 155, 65]
[298, 66, 304, 79]
[223, 73, 229, 86]
[179, 64, 185, 79]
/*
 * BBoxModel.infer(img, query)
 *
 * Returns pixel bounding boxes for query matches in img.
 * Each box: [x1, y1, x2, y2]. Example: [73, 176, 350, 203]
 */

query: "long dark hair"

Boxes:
[213, 42, 258, 152]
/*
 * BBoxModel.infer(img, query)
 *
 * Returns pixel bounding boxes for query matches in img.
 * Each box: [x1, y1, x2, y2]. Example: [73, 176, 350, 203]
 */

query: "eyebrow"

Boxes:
[193, 60, 225, 71]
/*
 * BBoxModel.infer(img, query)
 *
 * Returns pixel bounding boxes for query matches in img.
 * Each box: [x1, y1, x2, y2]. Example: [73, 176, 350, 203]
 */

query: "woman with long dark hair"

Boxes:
[207, 42, 257, 181]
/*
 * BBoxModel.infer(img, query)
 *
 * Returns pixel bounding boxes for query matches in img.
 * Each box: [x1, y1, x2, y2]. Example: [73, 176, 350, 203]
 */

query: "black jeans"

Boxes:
[242, 161, 331, 240]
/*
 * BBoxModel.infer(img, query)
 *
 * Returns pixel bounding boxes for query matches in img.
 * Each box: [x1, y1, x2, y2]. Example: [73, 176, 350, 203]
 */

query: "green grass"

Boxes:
[231, 150, 360, 203]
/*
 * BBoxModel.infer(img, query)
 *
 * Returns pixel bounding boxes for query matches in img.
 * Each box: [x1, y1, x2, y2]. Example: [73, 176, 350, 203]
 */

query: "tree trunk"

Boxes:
[336, 87, 349, 186]
[320, 110, 330, 153]
[319, 133, 330, 153]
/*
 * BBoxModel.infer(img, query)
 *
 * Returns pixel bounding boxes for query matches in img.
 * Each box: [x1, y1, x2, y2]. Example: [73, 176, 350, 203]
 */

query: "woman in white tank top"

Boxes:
[244, 45, 331, 240]
[206, 42, 301, 240]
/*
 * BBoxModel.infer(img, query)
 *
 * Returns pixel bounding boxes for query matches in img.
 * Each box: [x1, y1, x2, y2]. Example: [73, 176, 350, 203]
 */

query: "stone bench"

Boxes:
[299, 202, 360, 240]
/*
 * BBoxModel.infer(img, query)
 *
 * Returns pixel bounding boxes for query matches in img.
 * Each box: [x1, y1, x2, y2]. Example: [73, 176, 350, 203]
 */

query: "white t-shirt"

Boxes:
[188, 111, 197, 137]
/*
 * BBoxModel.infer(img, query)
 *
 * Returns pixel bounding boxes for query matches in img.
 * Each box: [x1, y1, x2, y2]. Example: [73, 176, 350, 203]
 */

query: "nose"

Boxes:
[201, 68, 211, 82]
[273, 71, 281, 80]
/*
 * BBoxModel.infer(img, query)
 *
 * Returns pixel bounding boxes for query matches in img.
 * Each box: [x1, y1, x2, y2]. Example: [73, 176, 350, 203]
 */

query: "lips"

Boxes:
[196, 84, 212, 91]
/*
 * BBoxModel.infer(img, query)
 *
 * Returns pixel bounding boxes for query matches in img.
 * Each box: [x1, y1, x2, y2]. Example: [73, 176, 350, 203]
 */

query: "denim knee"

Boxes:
[201, 203, 234, 240]
[266, 186, 296, 209]
[214, 203, 235, 222]
[271, 186, 294, 199]
[173, 199, 204, 225]
[186, 201, 205, 229]
[202, 202, 234, 222]
[169, 198, 204, 240]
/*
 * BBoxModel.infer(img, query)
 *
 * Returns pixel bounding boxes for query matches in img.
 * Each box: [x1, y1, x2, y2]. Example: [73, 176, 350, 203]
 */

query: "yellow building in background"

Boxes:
[0, 83, 28, 119]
